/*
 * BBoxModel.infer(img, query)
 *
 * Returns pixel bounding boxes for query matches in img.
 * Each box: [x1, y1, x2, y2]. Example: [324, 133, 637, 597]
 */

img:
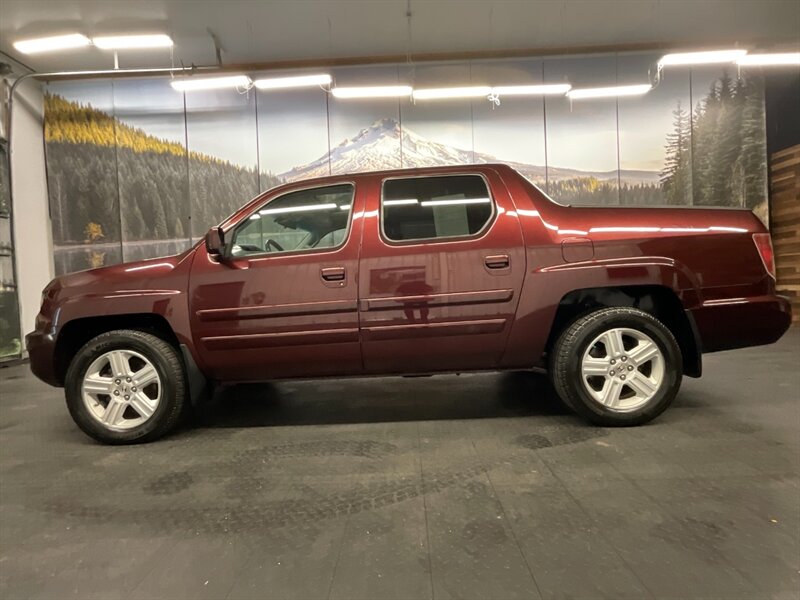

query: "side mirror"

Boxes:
[205, 226, 225, 257]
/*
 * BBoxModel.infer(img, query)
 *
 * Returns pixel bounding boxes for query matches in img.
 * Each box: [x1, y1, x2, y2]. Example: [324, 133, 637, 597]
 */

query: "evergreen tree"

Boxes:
[738, 76, 767, 212]
[707, 70, 742, 206]
[692, 81, 720, 204]
[127, 204, 147, 240]
[661, 101, 692, 205]
[689, 71, 767, 215]
[73, 173, 92, 241]
[152, 200, 168, 239]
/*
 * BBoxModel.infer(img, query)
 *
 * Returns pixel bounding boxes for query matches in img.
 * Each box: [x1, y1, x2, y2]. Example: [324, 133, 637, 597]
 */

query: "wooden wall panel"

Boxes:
[770, 144, 800, 325]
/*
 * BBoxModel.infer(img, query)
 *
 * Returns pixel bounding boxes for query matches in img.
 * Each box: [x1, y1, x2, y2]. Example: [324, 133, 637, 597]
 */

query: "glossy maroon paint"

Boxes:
[27, 164, 792, 387]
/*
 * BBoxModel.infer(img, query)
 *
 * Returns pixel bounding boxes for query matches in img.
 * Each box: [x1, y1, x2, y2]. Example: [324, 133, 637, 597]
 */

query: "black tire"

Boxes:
[549, 307, 682, 426]
[64, 330, 186, 444]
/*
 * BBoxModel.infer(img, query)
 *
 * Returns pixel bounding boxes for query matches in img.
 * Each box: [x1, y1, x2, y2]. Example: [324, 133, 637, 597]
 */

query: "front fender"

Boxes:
[29, 250, 204, 386]
[56, 289, 192, 346]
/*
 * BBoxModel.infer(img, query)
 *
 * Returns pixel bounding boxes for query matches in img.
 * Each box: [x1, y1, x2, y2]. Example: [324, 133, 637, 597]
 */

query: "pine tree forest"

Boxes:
[660, 71, 767, 218]
[45, 93, 282, 273]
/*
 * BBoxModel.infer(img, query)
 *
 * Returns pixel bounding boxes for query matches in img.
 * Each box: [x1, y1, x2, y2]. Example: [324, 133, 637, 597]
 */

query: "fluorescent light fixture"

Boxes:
[260, 203, 338, 215]
[13, 33, 91, 54]
[420, 198, 491, 206]
[737, 52, 800, 66]
[92, 34, 173, 49]
[170, 75, 252, 92]
[491, 84, 572, 95]
[413, 86, 492, 100]
[658, 49, 747, 67]
[253, 74, 332, 90]
[332, 85, 412, 99]
[567, 84, 652, 99]
[339, 205, 351, 210]
[248, 214, 261, 220]
[383, 199, 419, 206]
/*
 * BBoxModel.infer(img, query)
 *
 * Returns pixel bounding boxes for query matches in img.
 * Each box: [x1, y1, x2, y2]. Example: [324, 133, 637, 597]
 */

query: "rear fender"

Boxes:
[502, 256, 701, 369]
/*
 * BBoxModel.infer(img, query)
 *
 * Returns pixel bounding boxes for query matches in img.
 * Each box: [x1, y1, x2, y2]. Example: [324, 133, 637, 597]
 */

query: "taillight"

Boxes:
[752, 233, 776, 279]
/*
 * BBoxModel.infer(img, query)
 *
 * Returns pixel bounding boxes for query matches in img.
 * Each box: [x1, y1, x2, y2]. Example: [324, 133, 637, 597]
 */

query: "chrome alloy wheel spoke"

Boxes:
[581, 327, 666, 412]
[81, 349, 162, 431]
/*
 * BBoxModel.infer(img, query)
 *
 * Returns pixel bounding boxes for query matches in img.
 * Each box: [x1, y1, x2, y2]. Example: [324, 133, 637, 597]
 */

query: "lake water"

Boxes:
[54, 239, 193, 275]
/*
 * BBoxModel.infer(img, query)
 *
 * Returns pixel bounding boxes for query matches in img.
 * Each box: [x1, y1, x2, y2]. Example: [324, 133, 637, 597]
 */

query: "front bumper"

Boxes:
[690, 294, 792, 353]
[25, 330, 60, 387]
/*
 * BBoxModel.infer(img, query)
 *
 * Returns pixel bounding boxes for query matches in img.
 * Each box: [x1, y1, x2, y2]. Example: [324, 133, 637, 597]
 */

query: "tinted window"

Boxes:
[382, 175, 493, 242]
[231, 184, 354, 257]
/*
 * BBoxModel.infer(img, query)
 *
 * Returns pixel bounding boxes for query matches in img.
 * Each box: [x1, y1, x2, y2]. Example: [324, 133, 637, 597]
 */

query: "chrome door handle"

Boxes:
[484, 254, 510, 269]
[321, 267, 346, 281]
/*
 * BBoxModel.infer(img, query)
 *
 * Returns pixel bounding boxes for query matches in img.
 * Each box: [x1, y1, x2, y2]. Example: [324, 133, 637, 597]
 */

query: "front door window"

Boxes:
[231, 184, 354, 257]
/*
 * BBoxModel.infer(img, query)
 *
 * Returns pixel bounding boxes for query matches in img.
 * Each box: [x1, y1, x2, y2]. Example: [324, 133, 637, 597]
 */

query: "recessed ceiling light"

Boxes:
[567, 84, 652, 99]
[92, 34, 174, 50]
[736, 53, 800, 66]
[13, 33, 91, 54]
[332, 86, 412, 98]
[412, 86, 492, 100]
[658, 49, 747, 67]
[170, 75, 252, 92]
[253, 74, 332, 90]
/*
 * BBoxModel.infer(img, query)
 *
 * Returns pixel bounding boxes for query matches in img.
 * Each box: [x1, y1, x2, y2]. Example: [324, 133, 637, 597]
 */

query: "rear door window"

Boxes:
[381, 175, 494, 242]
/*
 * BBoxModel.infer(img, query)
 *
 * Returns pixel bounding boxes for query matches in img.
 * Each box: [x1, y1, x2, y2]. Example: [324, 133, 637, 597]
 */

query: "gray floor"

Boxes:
[1, 331, 799, 600]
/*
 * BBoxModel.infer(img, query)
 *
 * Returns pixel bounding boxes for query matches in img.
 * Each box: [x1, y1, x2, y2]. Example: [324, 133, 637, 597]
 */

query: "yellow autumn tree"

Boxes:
[84, 222, 105, 243]
[44, 93, 240, 166]
[89, 251, 106, 269]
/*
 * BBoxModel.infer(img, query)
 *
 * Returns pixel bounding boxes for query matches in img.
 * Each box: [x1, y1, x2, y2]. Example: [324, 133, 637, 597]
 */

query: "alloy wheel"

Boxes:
[81, 349, 162, 431]
[580, 327, 665, 412]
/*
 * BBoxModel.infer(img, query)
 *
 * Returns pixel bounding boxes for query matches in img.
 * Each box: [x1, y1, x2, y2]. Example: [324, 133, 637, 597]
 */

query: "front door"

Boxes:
[189, 182, 364, 381]
[357, 170, 526, 374]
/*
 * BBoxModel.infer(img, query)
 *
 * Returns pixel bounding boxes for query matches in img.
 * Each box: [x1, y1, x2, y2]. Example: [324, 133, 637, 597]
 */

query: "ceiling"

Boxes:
[1, 0, 799, 74]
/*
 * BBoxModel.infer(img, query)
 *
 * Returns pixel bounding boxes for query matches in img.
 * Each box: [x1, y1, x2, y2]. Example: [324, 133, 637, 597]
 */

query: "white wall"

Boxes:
[9, 75, 53, 343]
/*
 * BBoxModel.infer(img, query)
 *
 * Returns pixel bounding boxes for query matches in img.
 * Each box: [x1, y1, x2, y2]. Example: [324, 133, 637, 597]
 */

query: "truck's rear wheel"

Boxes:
[550, 307, 682, 426]
[65, 330, 186, 444]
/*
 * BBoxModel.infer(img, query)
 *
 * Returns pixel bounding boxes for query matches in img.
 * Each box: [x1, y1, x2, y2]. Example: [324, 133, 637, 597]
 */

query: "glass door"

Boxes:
[0, 140, 22, 360]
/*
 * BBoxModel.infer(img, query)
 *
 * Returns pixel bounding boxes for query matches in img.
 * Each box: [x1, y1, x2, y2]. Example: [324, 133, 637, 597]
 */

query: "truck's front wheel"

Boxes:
[64, 330, 186, 444]
[550, 307, 682, 426]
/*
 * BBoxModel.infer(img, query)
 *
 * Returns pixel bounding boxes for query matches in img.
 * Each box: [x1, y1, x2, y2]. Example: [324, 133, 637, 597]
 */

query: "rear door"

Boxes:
[357, 170, 526, 374]
[189, 181, 364, 381]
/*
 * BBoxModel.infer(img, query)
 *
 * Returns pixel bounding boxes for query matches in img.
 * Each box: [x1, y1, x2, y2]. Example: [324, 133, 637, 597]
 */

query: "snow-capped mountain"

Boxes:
[279, 118, 659, 185]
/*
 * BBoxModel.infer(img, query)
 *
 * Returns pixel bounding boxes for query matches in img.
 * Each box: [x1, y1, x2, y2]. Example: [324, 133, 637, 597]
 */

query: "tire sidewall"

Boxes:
[563, 312, 682, 424]
[65, 333, 179, 444]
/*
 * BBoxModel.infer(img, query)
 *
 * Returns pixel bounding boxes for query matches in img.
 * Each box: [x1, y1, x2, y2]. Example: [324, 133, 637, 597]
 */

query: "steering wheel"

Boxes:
[265, 238, 284, 252]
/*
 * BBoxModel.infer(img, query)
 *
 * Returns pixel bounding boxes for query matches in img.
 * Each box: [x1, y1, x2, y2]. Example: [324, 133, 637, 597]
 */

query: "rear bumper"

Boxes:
[690, 294, 792, 353]
[25, 330, 60, 387]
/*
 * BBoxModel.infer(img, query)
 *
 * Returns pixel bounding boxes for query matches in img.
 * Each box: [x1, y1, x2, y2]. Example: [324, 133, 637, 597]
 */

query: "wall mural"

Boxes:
[44, 53, 768, 276]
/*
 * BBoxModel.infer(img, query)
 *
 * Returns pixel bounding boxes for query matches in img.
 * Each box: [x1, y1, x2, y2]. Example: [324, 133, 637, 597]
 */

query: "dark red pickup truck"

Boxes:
[27, 164, 791, 443]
